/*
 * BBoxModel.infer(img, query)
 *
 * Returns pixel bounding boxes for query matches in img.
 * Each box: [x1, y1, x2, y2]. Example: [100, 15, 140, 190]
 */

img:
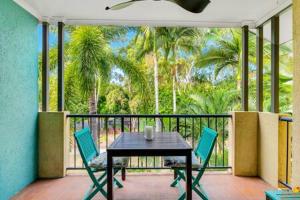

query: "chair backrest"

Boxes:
[74, 128, 98, 165]
[194, 127, 218, 167]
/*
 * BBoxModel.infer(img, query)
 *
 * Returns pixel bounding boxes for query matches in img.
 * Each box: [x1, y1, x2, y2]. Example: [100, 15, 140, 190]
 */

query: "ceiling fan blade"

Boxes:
[106, 0, 146, 10]
[166, 0, 211, 13]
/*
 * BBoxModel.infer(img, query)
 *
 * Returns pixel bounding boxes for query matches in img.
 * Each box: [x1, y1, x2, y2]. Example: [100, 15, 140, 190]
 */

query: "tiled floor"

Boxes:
[13, 173, 273, 200]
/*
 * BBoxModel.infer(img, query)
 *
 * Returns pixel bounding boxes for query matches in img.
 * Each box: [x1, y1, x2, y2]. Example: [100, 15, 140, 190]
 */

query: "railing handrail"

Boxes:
[67, 114, 232, 118]
[67, 113, 232, 170]
[279, 116, 293, 122]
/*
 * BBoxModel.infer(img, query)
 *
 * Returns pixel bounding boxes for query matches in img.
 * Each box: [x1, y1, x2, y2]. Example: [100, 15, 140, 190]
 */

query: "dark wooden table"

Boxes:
[107, 132, 193, 200]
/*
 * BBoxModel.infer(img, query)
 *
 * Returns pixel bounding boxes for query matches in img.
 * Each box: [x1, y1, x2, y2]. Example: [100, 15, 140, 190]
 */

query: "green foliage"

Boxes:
[70, 26, 110, 97]
[106, 85, 129, 114]
[39, 26, 293, 115]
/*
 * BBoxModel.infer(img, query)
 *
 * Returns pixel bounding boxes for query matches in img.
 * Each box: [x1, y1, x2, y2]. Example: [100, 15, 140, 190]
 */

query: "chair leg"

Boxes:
[91, 171, 107, 189]
[171, 170, 185, 187]
[178, 192, 186, 200]
[174, 169, 178, 179]
[171, 169, 180, 187]
[85, 177, 108, 200]
[112, 168, 124, 188]
[122, 168, 126, 181]
[114, 177, 123, 188]
[193, 184, 209, 200]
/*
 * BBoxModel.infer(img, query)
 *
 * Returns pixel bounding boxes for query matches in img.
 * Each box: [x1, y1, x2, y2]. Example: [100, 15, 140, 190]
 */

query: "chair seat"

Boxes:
[164, 152, 202, 169]
[89, 152, 129, 170]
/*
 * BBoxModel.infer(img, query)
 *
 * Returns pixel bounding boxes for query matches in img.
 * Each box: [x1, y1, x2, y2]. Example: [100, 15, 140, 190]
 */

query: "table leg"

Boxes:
[186, 151, 192, 200]
[107, 151, 113, 200]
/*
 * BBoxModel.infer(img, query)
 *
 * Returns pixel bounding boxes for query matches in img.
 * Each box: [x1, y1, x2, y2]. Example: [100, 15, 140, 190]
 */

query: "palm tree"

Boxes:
[158, 27, 201, 113]
[196, 29, 256, 90]
[70, 26, 148, 139]
[134, 27, 162, 130]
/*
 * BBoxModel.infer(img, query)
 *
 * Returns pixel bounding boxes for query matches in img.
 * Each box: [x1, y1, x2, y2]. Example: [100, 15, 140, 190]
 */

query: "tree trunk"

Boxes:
[89, 87, 98, 142]
[172, 75, 177, 113]
[153, 54, 161, 132]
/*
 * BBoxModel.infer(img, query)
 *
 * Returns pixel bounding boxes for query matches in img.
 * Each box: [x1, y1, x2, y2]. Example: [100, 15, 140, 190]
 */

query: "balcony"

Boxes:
[12, 113, 291, 199]
[2, 0, 300, 200]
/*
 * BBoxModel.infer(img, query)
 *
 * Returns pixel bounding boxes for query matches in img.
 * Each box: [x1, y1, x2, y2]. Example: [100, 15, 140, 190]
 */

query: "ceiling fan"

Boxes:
[105, 0, 211, 13]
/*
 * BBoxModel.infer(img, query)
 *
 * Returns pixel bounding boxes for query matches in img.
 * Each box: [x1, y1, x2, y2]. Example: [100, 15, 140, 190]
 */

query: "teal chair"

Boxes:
[164, 127, 218, 200]
[74, 128, 128, 200]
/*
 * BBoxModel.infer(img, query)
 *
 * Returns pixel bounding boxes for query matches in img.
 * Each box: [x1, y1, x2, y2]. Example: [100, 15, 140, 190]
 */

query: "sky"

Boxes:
[37, 25, 57, 52]
[37, 25, 135, 85]
[37, 25, 135, 52]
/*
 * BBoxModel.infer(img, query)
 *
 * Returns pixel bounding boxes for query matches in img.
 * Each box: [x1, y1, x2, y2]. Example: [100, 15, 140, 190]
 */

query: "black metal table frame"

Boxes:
[107, 134, 193, 200]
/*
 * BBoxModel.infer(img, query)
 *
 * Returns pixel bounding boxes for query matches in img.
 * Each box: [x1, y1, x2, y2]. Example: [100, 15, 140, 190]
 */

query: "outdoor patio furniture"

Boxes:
[107, 132, 193, 200]
[265, 190, 300, 200]
[164, 127, 218, 200]
[74, 128, 128, 200]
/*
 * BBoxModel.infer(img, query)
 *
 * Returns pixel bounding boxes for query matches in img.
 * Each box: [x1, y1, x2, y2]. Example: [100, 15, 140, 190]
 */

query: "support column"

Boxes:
[271, 16, 280, 113]
[292, 0, 300, 187]
[230, 112, 258, 176]
[58, 22, 65, 111]
[256, 26, 264, 112]
[42, 22, 49, 111]
[38, 112, 69, 178]
[242, 26, 249, 111]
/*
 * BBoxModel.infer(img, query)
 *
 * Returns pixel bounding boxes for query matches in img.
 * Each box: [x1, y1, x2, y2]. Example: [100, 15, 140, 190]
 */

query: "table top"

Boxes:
[108, 132, 192, 151]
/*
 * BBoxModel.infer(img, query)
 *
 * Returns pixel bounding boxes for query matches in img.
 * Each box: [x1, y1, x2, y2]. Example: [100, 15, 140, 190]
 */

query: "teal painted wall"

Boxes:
[0, 0, 39, 199]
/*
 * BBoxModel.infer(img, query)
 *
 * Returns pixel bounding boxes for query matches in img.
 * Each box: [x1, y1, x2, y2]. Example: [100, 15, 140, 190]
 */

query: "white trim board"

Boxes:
[13, 0, 42, 20]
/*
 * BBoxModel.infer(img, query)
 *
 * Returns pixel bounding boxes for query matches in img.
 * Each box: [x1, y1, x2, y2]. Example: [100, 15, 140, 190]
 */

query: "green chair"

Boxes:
[74, 128, 128, 200]
[164, 127, 218, 200]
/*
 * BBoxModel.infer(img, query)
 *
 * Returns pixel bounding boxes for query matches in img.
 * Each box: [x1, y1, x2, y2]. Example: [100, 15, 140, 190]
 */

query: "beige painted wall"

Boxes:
[258, 113, 279, 187]
[230, 111, 293, 187]
[230, 112, 258, 176]
[38, 112, 69, 178]
[292, 0, 300, 186]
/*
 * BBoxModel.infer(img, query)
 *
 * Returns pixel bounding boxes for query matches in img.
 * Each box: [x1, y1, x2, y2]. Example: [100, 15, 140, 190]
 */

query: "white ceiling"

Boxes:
[15, 0, 292, 27]
[263, 8, 293, 44]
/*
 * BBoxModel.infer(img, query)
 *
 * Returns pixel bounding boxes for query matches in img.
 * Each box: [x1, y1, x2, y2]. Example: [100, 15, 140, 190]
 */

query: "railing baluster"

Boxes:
[215, 117, 218, 166]
[286, 121, 289, 184]
[184, 117, 187, 140]
[222, 117, 225, 167]
[121, 117, 124, 132]
[67, 114, 232, 170]
[192, 118, 195, 149]
[138, 117, 140, 132]
[207, 117, 210, 167]
[207, 117, 210, 128]
[176, 117, 180, 133]
[105, 117, 108, 149]
[146, 117, 148, 168]
[73, 117, 77, 168]
[137, 117, 140, 168]
[130, 117, 132, 132]
[113, 118, 116, 139]
[153, 116, 156, 168]
[200, 117, 202, 138]
[82, 117, 84, 128]
[98, 117, 100, 150]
